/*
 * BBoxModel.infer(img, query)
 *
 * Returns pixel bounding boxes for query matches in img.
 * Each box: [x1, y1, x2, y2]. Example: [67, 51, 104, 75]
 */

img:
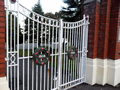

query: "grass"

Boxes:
[49, 54, 78, 72]
[19, 49, 32, 56]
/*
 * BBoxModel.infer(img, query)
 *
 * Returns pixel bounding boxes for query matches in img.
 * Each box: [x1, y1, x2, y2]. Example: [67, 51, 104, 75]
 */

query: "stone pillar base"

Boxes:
[86, 58, 120, 86]
[0, 77, 9, 90]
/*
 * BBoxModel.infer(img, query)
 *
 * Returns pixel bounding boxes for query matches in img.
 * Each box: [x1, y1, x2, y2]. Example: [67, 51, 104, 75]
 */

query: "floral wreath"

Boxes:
[67, 46, 78, 60]
[33, 47, 50, 65]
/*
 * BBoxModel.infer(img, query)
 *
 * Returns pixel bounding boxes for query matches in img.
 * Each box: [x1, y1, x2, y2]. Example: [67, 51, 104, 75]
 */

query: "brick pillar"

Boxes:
[0, 0, 5, 77]
[0, 0, 9, 89]
[97, 0, 111, 59]
[83, 0, 120, 86]
[83, 0, 100, 59]
[108, 0, 120, 60]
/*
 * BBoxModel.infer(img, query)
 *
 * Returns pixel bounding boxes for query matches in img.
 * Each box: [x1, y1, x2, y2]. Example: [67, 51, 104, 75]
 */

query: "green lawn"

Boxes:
[19, 49, 32, 56]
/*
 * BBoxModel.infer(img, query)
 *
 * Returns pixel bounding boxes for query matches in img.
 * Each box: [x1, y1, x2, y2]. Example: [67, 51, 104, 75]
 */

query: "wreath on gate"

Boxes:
[67, 46, 78, 60]
[33, 47, 50, 65]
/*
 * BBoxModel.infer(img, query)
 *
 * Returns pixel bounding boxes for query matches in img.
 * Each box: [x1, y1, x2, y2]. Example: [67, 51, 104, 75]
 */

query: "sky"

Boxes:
[19, 0, 66, 13]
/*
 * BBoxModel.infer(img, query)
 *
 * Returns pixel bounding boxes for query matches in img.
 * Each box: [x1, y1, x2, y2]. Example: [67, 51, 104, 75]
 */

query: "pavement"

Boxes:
[68, 83, 120, 90]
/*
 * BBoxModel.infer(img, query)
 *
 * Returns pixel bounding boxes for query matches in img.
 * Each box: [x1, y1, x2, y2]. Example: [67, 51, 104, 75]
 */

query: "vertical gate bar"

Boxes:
[74, 26, 75, 80]
[40, 18, 43, 90]
[54, 22, 58, 88]
[75, 25, 77, 80]
[83, 19, 86, 80]
[10, 13, 12, 90]
[79, 25, 82, 81]
[75, 27, 77, 80]
[51, 21, 54, 89]
[58, 19, 63, 90]
[10, 14, 12, 51]
[64, 28, 66, 83]
[77, 26, 79, 79]
[36, 21, 39, 90]
[79, 26, 82, 78]
[81, 15, 85, 82]
[71, 59, 72, 82]
[56, 23, 59, 87]
[68, 28, 70, 82]
[83, 15, 89, 81]
[6, 0, 9, 86]
[66, 29, 68, 83]
[23, 16, 25, 90]
[63, 28, 65, 85]
[13, 10, 16, 90]
[70, 26, 73, 82]
[27, 18, 30, 90]
[77, 25, 79, 80]
[64, 27, 66, 84]
[70, 26, 72, 82]
[72, 28, 74, 81]
[74, 24, 76, 46]
[70, 24, 71, 45]
[78, 25, 81, 80]
[73, 28, 75, 80]
[66, 27, 68, 83]
[32, 14, 35, 90]
[47, 21, 50, 90]
[77, 25, 79, 79]
[68, 58, 70, 82]
[17, 0, 20, 89]
[14, 11, 16, 51]
[44, 23, 47, 90]
[54, 25, 55, 88]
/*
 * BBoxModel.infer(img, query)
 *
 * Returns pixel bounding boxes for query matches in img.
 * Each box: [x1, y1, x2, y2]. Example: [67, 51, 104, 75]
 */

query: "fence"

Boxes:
[5, 0, 89, 90]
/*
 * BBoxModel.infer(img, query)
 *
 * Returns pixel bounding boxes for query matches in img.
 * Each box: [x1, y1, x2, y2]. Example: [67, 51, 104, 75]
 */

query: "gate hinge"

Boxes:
[53, 76, 57, 81]
[5, 58, 9, 61]
[83, 48, 88, 57]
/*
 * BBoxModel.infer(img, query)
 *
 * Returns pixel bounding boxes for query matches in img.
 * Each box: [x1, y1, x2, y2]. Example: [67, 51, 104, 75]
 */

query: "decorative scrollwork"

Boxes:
[10, 53, 16, 64]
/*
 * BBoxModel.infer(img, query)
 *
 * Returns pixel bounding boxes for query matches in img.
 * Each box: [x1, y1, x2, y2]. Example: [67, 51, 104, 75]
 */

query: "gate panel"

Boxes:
[58, 16, 89, 89]
[5, 0, 89, 90]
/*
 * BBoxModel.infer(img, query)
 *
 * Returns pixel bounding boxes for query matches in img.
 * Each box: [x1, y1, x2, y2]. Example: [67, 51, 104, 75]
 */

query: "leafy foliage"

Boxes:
[60, 0, 82, 22]
[32, 3, 44, 15]
[44, 12, 61, 20]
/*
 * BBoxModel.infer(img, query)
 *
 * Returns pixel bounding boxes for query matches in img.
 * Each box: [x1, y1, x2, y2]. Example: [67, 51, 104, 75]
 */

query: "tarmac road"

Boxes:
[68, 83, 120, 90]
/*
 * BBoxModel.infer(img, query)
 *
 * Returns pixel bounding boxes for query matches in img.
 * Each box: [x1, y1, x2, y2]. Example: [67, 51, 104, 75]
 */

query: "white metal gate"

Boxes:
[5, 0, 89, 90]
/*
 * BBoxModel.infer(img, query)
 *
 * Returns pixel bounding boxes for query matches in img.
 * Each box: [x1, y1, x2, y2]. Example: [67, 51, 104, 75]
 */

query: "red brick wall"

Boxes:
[116, 5, 120, 59]
[97, 0, 111, 59]
[0, 0, 5, 77]
[83, 0, 120, 60]
[83, 1, 100, 59]
[108, 0, 120, 60]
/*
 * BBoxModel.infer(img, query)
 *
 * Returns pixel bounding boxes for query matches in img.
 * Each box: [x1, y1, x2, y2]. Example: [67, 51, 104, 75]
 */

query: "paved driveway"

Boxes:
[68, 83, 120, 90]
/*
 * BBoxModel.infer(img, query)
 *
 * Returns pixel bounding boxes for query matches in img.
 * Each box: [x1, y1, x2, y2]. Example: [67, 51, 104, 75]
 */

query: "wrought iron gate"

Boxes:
[5, 0, 89, 90]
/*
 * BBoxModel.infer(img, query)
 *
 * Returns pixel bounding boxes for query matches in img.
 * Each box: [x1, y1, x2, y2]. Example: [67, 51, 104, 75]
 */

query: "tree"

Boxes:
[32, 2, 44, 15]
[44, 12, 62, 42]
[24, 1, 44, 43]
[44, 12, 61, 20]
[60, 0, 82, 22]
[44, 12, 58, 20]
